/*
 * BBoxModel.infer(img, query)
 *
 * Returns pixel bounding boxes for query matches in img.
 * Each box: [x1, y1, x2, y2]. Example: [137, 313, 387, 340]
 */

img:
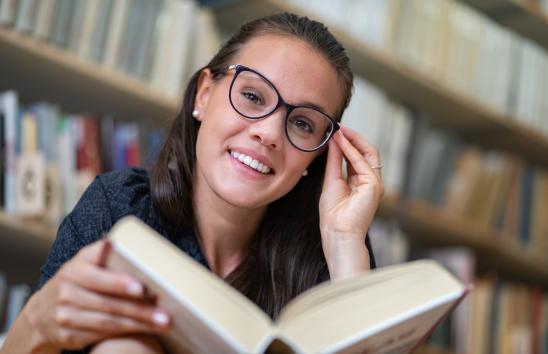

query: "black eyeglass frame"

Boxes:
[216, 64, 340, 152]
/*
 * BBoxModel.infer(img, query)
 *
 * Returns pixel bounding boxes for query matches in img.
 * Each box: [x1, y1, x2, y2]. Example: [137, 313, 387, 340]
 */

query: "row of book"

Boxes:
[408, 123, 548, 258]
[0, 90, 165, 226]
[344, 75, 548, 259]
[0, 0, 222, 99]
[289, 0, 548, 138]
[0, 273, 30, 337]
[369, 219, 548, 354]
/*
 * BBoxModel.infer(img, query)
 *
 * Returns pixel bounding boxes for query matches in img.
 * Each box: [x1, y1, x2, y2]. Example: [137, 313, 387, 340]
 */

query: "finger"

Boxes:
[60, 260, 145, 299]
[346, 153, 357, 178]
[58, 283, 169, 329]
[324, 137, 344, 185]
[55, 305, 168, 335]
[333, 131, 378, 180]
[339, 126, 382, 179]
[339, 126, 381, 161]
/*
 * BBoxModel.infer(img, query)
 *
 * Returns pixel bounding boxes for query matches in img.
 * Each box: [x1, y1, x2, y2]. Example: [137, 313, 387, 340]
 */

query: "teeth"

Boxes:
[230, 150, 271, 174]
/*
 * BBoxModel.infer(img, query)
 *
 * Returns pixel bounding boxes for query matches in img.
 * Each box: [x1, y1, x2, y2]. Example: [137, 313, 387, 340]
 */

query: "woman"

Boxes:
[1, 12, 383, 354]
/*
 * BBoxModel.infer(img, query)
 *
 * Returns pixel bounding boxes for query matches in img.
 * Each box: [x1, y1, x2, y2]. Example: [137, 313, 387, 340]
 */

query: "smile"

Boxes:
[229, 150, 272, 174]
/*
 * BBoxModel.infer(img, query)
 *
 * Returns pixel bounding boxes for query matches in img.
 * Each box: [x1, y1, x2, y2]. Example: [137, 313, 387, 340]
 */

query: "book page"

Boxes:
[107, 217, 273, 354]
[275, 260, 465, 353]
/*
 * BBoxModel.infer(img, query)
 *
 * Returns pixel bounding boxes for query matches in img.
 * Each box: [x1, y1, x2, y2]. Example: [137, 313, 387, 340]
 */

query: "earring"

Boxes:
[302, 169, 308, 177]
[192, 109, 200, 118]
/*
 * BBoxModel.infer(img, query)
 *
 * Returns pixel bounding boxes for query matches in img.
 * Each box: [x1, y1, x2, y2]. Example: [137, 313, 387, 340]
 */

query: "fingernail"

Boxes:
[127, 281, 143, 296]
[153, 311, 170, 326]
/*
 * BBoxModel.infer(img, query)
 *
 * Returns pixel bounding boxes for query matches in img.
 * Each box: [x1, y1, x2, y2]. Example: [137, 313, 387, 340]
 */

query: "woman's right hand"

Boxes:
[2, 239, 171, 352]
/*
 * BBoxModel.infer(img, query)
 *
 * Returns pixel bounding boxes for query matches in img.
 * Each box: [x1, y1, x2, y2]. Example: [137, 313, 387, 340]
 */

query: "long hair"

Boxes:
[151, 13, 354, 319]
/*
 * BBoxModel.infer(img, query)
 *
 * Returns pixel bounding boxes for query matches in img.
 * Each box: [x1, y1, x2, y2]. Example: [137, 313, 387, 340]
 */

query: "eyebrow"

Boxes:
[295, 101, 328, 114]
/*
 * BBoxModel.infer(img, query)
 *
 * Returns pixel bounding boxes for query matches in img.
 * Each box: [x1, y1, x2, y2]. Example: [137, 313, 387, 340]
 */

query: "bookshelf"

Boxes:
[459, 0, 548, 50]
[415, 344, 455, 354]
[211, 0, 548, 170]
[378, 194, 548, 289]
[0, 27, 179, 124]
[0, 210, 55, 284]
[0, 26, 181, 282]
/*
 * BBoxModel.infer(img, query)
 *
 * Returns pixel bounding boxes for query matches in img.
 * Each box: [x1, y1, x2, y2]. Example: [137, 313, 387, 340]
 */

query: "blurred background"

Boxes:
[0, 0, 547, 353]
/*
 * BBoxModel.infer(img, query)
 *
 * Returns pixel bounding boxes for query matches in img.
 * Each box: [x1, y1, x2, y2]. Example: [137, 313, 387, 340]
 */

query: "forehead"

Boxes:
[231, 34, 344, 117]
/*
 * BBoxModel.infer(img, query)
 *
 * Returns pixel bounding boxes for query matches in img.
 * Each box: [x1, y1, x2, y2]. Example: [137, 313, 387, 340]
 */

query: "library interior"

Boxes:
[0, 0, 547, 353]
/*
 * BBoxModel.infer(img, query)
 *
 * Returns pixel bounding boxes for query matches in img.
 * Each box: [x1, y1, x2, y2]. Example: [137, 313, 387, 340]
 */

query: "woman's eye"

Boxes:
[293, 118, 314, 133]
[241, 91, 262, 105]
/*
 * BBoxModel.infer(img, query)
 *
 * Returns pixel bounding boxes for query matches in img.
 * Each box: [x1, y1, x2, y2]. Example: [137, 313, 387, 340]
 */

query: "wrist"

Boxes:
[3, 294, 60, 354]
[321, 232, 370, 281]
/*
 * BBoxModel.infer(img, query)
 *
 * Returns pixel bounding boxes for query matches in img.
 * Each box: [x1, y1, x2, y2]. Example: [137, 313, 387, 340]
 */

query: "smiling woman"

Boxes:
[0, 12, 383, 354]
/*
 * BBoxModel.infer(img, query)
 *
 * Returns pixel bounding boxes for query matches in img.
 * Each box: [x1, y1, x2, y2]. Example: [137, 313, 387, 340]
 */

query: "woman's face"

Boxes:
[193, 34, 343, 209]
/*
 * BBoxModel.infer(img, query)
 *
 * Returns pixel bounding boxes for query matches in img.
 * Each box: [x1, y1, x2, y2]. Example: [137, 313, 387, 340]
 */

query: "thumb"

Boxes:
[78, 238, 112, 267]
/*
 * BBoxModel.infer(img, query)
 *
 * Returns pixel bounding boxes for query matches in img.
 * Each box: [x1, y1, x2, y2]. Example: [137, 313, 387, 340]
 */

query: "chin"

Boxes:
[214, 180, 278, 209]
[222, 192, 271, 209]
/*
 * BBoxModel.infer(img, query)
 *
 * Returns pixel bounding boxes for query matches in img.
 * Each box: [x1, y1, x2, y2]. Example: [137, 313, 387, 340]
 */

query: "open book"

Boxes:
[106, 216, 470, 354]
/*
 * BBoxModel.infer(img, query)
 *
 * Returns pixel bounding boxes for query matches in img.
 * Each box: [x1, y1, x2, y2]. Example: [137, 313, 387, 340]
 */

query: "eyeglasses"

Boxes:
[217, 64, 340, 152]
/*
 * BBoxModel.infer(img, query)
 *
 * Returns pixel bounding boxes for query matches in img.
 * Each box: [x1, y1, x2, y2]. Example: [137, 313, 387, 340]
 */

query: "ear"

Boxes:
[194, 68, 214, 122]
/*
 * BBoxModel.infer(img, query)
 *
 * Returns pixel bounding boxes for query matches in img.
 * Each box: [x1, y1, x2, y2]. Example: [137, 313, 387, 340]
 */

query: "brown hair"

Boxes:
[151, 13, 353, 319]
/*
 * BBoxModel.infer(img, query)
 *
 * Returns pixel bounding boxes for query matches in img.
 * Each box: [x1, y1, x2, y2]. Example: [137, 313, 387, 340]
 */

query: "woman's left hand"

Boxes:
[319, 125, 384, 280]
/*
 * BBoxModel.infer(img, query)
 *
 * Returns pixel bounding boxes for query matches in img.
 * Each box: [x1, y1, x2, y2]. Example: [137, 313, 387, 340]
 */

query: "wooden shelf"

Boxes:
[211, 0, 548, 169]
[459, 0, 548, 50]
[378, 194, 548, 289]
[415, 344, 454, 354]
[0, 28, 179, 123]
[0, 210, 55, 284]
[0, 211, 54, 251]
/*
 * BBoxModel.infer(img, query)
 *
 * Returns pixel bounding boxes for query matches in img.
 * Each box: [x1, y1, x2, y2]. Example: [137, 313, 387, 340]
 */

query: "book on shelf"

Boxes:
[105, 216, 470, 354]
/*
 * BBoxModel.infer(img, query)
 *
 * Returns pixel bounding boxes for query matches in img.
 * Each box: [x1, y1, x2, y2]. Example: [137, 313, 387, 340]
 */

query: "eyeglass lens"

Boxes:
[230, 70, 334, 151]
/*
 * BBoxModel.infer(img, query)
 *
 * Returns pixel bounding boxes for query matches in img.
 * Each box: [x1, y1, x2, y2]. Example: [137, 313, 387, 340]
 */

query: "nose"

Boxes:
[247, 108, 286, 150]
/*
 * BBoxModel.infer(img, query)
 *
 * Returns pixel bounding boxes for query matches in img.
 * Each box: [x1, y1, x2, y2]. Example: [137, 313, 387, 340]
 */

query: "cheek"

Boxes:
[198, 109, 247, 150]
[282, 151, 315, 183]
